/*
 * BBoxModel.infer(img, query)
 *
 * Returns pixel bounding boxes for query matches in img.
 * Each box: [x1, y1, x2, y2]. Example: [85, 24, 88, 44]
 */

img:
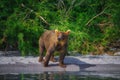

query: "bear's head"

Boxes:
[55, 29, 70, 41]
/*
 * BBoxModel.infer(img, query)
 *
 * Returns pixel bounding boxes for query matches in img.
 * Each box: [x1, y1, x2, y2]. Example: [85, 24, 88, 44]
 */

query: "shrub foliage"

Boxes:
[0, 0, 120, 55]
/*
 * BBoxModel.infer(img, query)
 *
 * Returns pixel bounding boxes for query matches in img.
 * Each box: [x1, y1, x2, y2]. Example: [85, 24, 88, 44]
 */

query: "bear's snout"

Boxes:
[58, 34, 63, 41]
[58, 37, 61, 41]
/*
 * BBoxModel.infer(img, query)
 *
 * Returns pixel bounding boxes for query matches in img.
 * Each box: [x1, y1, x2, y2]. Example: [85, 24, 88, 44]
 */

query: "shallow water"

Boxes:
[0, 72, 119, 80]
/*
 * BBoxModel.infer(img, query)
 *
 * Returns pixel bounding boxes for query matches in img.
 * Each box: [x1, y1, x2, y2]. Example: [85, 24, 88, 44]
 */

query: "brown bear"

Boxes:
[38, 29, 70, 68]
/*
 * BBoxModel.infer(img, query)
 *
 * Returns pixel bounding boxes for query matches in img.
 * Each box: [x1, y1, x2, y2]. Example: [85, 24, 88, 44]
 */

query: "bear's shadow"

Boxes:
[49, 56, 96, 70]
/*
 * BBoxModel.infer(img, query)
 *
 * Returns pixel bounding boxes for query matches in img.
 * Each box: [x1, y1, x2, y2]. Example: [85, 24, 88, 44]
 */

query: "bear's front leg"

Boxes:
[50, 54, 56, 62]
[44, 53, 51, 67]
[44, 48, 54, 67]
[59, 50, 67, 68]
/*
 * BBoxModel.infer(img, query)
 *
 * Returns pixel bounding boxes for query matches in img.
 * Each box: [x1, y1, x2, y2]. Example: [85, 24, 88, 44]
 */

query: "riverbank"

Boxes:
[0, 51, 120, 78]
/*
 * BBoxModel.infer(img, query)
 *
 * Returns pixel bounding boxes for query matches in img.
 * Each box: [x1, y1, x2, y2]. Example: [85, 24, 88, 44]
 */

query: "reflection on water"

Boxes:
[0, 72, 119, 80]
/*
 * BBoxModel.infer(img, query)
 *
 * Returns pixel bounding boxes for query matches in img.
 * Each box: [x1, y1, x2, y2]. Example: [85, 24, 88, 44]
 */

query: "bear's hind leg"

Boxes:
[38, 46, 45, 62]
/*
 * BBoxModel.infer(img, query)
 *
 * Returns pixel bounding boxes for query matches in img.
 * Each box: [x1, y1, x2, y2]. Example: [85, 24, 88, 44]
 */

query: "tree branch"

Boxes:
[21, 3, 50, 26]
[37, 14, 50, 26]
[85, 7, 108, 26]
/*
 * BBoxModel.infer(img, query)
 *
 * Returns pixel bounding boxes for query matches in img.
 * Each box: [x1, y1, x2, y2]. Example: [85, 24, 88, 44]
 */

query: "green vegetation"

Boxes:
[0, 0, 120, 55]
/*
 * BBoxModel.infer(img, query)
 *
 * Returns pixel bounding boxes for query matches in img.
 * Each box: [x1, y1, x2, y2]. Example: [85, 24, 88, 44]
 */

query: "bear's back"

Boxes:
[40, 30, 58, 49]
[41, 30, 56, 40]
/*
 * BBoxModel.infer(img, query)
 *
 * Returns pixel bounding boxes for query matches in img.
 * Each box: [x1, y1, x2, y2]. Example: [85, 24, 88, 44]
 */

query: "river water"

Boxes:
[0, 72, 119, 80]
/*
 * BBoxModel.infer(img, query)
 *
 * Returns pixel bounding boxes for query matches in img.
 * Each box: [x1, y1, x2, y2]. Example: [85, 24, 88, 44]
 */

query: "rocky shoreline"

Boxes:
[0, 51, 120, 78]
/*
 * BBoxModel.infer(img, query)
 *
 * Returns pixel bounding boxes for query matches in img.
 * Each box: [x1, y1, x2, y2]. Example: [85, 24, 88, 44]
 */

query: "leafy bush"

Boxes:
[0, 0, 120, 55]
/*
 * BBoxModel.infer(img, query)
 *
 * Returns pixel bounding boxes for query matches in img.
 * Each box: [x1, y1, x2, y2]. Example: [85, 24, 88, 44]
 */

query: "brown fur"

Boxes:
[38, 29, 70, 68]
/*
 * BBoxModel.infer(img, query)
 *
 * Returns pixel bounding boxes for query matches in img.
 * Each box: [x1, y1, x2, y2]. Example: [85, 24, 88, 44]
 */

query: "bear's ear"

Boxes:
[55, 29, 59, 34]
[66, 30, 71, 34]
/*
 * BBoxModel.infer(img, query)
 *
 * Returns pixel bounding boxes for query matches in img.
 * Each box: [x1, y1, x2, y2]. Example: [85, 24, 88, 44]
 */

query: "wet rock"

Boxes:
[114, 52, 120, 56]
